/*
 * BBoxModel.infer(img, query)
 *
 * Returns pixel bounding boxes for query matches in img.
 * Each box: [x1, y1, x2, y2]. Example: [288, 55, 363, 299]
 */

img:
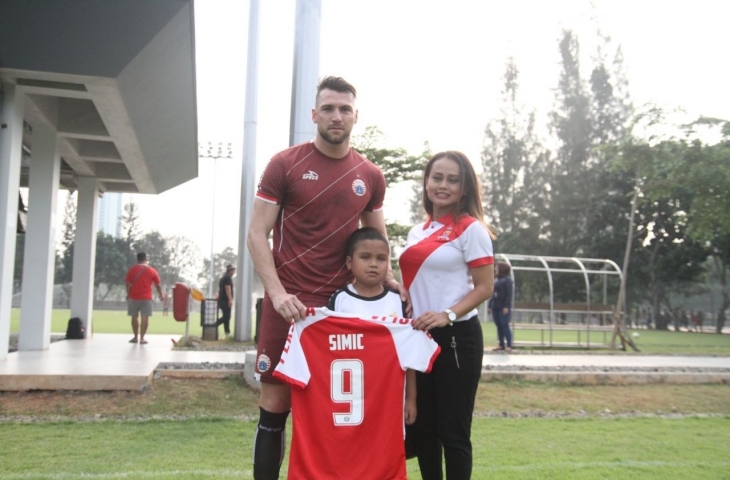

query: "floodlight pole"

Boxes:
[198, 142, 233, 299]
[208, 158, 217, 298]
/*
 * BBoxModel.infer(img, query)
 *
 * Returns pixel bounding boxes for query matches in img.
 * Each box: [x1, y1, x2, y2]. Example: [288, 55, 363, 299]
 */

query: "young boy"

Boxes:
[328, 227, 417, 425]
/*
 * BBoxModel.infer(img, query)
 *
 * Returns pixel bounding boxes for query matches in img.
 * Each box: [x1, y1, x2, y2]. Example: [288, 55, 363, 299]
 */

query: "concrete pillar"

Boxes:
[70, 177, 99, 337]
[0, 83, 25, 361]
[18, 126, 60, 351]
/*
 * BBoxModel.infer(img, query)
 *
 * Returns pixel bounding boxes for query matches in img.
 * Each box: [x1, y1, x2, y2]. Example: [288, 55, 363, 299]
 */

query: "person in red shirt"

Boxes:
[125, 252, 164, 344]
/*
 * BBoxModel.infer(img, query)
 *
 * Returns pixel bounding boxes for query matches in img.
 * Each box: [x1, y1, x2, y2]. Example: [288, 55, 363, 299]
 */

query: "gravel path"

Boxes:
[156, 362, 244, 371]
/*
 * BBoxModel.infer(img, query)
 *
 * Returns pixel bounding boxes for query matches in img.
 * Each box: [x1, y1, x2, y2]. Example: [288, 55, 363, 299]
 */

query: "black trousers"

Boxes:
[216, 303, 231, 334]
[410, 316, 483, 480]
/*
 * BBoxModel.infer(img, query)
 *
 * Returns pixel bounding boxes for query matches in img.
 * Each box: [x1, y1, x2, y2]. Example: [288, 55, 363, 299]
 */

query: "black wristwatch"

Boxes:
[443, 309, 456, 326]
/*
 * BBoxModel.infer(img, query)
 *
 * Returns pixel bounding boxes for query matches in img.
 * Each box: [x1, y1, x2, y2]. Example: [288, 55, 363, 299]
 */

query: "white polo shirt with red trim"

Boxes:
[399, 213, 494, 319]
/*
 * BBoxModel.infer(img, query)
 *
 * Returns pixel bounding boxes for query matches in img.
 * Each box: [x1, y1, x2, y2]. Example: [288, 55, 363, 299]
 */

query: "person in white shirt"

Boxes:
[399, 151, 495, 480]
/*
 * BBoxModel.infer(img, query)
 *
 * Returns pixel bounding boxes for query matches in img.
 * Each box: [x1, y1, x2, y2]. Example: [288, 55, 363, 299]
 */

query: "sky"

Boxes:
[120, 0, 730, 261]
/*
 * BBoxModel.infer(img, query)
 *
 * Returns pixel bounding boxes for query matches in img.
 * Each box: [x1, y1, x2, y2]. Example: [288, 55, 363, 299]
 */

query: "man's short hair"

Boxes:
[316, 76, 357, 102]
[137, 252, 147, 262]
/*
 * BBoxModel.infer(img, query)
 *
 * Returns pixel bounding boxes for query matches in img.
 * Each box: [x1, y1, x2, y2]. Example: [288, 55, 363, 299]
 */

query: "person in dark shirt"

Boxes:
[488, 262, 514, 352]
[215, 264, 235, 337]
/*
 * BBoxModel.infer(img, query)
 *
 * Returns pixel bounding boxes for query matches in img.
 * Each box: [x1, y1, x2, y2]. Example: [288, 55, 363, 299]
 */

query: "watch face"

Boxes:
[447, 310, 456, 321]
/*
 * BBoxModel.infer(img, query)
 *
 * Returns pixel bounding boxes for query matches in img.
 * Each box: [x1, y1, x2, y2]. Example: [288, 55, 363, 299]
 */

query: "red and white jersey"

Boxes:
[273, 307, 440, 480]
[256, 142, 386, 299]
[399, 213, 494, 319]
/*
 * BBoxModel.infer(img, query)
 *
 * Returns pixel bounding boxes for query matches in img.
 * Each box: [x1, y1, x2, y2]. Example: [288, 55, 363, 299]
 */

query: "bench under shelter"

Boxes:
[485, 254, 625, 348]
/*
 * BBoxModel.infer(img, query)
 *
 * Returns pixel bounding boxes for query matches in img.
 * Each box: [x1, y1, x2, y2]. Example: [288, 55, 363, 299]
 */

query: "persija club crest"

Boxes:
[257, 354, 272, 373]
[352, 179, 366, 196]
[438, 226, 454, 241]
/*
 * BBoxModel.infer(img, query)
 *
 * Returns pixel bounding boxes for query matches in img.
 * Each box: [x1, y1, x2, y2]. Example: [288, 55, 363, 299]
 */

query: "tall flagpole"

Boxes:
[235, 0, 261, 341]
[289, 0, 321, 146]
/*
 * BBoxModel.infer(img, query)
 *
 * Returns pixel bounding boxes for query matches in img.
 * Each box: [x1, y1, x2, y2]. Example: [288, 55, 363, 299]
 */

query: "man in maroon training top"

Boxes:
[247, 76, 404, 479]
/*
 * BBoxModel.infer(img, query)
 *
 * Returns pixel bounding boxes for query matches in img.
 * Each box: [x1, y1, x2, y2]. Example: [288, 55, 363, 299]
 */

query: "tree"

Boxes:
[353, 126, 426, 185]
[547, 29, 595, 258]
[200, 246, 238, 295]
[135, 231, 172, 285]
[56, 192, 77, 306]
[707, 235, 730, 333]
[583, 32, 635, 265]
[638, 118, 730, 332]
[120, 198, 142, 266]
[538, 29, 639, 307]
[352, 127, 431, 264]
[13, 234, 25, 293]
[613, 122, 713, 330]
[94, 232, 127, 301]
[165, 235, 202, 286]
[481, 57, 549, 255]
[408, 176, 424, 225]
[134, 232, 201, 291]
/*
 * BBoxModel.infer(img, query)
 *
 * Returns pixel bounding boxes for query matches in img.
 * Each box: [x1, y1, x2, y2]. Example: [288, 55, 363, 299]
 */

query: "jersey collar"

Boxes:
[423, 212, 456, 230]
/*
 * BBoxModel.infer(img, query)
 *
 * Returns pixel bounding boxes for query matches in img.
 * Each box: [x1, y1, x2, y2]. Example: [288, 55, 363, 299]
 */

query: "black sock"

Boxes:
[253, 407, 290, 480]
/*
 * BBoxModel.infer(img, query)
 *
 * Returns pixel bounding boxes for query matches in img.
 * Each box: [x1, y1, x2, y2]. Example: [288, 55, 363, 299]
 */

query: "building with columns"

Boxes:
[0, 0, 198, 360]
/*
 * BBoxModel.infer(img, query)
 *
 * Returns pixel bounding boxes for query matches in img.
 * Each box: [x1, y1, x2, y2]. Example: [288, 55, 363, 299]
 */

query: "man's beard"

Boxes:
[318, 125, 350, 145]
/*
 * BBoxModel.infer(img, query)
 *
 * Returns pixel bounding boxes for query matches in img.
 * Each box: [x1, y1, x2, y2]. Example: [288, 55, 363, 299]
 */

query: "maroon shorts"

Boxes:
[255, 293, 329, 383]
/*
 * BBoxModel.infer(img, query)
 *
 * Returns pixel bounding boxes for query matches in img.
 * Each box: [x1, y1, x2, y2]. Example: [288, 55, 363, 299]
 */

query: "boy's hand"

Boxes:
[404, 400, 417, 425]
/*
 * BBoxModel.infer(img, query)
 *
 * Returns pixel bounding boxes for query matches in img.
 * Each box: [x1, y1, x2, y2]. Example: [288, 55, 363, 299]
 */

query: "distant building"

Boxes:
[98, 193, 123, 237]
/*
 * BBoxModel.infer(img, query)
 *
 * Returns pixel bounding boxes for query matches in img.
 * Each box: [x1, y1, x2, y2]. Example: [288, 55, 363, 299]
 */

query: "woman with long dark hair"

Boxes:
[400, 150, 495, 480]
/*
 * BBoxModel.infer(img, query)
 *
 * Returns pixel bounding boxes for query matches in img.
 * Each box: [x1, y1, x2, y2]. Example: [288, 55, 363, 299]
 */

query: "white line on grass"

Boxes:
[475, 460, 730, 472]
[4, 461, 730, 479]
[0, 470, 250, 479]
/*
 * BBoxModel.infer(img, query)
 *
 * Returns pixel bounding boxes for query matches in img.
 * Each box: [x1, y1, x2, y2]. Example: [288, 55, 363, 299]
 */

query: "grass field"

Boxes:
[11, 308, 730, 355]
[9, 308, 199, 336]
[5, 308, 730, 479]
[0, 416, 728, 479]
[1, 378, 730, 479]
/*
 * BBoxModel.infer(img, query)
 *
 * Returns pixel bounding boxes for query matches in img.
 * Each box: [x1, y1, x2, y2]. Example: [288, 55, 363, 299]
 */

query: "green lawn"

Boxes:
[486, 323, 730, 355]
[0, 417, 727, 479]
[2, 377, 729, 479]
[10, 308, 730, 355]
[10, 308, 202, 336]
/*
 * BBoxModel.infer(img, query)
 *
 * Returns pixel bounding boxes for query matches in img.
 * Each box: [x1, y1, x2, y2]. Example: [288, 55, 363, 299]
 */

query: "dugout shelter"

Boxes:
[490, 254, 624, 348]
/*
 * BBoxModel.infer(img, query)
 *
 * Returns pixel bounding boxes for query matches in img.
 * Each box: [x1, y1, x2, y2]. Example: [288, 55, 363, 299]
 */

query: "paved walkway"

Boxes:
[1, 334, 729, 391]
[479, 351, 730, 385]
[0, 334, 245, 391]
[482, 352, 730, 369]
